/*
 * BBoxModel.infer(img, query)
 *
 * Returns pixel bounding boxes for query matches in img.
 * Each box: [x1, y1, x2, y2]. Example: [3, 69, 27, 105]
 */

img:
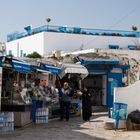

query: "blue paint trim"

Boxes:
[112, 65, 130, 69]
[0, 56, 61, 74]
[107, 73, 123, 107]
[12, 60, 31, 73]
[88, 69, 109, 73]
[44, 64, 61, 74]
[31, 64, 61, 75]
[81, 60, 119, 65]
[7, 25, 140, 42]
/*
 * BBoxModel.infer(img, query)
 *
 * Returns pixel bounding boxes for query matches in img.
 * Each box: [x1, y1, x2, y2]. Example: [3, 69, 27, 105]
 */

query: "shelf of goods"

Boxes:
[36, 108, 49, 124]
[0, 112, 14, 131]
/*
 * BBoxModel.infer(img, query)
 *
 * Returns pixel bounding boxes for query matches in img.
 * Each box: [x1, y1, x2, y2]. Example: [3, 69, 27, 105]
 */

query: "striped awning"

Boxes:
[60, 63, 88, 79]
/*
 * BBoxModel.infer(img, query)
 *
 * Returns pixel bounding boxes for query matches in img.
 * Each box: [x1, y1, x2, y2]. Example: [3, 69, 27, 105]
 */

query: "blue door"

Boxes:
[107, 73, 122, 107]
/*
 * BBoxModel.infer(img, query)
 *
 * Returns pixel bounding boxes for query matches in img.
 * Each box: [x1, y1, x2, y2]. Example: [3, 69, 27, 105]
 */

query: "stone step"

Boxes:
[92, 106, 108, 112]
[104, 119, 115, 130]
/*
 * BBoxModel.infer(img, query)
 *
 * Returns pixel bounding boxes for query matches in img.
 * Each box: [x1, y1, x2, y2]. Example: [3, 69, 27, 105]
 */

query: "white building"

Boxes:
[6, 25, 140, 57]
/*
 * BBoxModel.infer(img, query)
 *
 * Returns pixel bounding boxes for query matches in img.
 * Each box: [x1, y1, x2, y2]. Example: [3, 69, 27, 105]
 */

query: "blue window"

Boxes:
[73, 27, 81, 33]
[128, 45, 137, 50]
[9, 50, 12, 55]
[23, 53, 26, 57]
[20, 50, 23, 57]
[109, 45, 119, 49]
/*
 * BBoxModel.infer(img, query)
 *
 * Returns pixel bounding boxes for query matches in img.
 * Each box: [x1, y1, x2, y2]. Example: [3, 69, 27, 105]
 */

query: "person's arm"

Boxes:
[58, 88, 63, 97]
[69, 88, 74, 97]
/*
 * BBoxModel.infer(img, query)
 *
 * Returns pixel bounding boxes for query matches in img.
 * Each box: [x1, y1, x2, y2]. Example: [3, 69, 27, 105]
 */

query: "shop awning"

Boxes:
[31, 64, 61, 75]
[60, 63, 88, 79]
[36, 68, 51, 74]
[44, 64, 61, 74]
[12, 60, 31, 73]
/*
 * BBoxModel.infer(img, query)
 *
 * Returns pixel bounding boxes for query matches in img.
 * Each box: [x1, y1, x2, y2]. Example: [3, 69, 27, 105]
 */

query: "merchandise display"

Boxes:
[30, 80, 60, 121]
[70, 98, 81, 117]
[1, 69, 33, 107]
[36, 108, 48, 124]
[12, 87, 32, 105]
[0, 112, 14, 131]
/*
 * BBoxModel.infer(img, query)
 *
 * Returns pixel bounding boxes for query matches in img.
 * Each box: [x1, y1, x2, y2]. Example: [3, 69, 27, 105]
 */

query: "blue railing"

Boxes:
[7, 25, 140, 42]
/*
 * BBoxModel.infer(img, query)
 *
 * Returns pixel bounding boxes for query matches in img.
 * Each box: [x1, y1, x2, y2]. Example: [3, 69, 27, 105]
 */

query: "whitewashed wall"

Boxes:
[114, 81, 140, 115]
[43, 32, 139, 55]
[6, 31, 140, 57]
[6, 32, 44, 57]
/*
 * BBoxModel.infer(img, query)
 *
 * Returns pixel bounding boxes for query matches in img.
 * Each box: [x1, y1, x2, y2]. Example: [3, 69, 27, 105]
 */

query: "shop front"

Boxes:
[30, 62, 61, 120]
[59, 63, 88, 116]
[0, 56, 33, 127]
[0, 57, 62, 128]
[77, 55, 130, 108]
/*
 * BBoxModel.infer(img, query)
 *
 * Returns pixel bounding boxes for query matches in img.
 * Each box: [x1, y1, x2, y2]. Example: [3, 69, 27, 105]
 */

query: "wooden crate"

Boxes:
[14, 112, 32, 127]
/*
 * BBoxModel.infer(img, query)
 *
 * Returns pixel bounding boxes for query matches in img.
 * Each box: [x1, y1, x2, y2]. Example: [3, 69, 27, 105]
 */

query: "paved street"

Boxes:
[0, 112, 140, 140]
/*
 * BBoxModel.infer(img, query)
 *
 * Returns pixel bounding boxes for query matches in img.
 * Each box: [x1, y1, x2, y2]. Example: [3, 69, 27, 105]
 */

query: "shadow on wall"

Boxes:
[114, 80, 140, 115]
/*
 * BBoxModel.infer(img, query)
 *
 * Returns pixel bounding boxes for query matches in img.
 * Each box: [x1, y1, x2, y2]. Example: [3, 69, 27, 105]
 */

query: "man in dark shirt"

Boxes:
[59, 82, 73, 121]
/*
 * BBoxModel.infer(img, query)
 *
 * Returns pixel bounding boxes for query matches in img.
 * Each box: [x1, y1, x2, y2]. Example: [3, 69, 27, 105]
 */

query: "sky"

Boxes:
[0, 0, 140, 42]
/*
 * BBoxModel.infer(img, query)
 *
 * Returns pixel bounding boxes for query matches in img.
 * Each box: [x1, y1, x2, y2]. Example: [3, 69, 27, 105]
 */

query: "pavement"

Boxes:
[0, 112, 140, 140]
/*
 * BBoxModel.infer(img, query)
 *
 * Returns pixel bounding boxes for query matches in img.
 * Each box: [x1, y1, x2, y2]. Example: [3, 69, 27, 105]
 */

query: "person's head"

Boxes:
[64, 82, 69, 89]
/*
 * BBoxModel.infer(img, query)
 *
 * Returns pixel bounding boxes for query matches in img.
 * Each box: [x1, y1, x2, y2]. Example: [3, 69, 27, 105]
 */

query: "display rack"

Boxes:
[0, 112, 14, 131]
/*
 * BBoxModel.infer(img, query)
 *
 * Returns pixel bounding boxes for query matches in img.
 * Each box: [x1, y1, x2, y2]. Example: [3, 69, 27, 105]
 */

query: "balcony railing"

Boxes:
[7, 25, 140, 42]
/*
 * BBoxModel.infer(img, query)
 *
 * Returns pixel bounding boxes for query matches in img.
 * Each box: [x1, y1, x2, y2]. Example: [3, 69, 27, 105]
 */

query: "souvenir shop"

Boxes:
[0, 56, 34, 130]
[0, 57, 88, 131]
[59, 63, 88, 116]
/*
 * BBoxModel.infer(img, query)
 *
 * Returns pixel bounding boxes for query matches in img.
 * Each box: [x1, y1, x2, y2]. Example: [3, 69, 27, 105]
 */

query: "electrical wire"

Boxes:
[82, 4, 140, 48]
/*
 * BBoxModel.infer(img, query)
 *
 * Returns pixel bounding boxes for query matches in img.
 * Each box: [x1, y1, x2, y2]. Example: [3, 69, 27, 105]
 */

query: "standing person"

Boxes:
[59, 82, 73, 121]
[55, 75, 61, 89]
[82, 87, 92, 121]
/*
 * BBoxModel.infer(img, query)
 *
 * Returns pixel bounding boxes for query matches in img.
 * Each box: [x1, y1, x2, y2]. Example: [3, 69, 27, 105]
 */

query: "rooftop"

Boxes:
[7, 25, 140, 42]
